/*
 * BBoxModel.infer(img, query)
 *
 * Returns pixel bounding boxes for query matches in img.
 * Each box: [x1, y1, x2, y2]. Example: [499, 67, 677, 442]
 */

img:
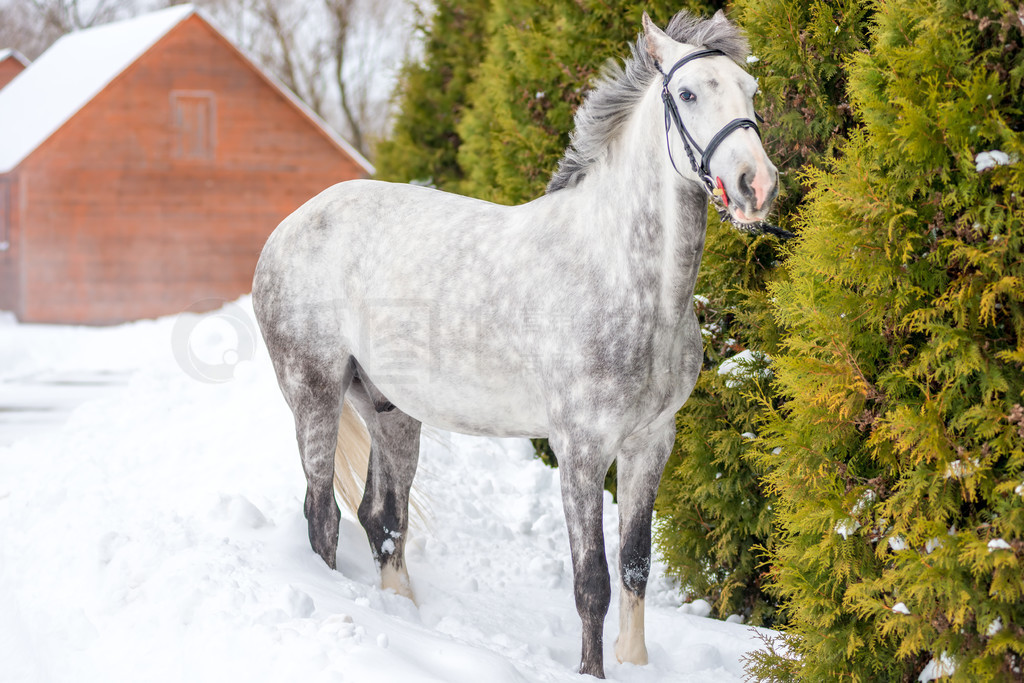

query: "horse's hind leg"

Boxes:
[613, 416, 675, 666]
[347, 377, 421, 601]
[276, 351, 353, 569]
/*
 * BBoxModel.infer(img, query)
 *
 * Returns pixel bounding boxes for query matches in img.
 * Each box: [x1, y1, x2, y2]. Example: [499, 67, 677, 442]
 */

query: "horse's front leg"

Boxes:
[552, 430, 615, 678]
[614, 416, 675, 666]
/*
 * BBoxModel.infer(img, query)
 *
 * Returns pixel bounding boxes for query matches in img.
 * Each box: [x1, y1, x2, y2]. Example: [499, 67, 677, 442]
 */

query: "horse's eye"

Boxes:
[679, 90, 696, 103]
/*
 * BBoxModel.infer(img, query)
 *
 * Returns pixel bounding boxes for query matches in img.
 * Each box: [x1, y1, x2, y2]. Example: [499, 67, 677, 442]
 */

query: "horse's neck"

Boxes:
[568, 90, 708, 321]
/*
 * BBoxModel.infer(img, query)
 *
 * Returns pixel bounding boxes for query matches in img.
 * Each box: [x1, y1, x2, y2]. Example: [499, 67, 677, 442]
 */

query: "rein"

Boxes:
[657, 49, 795, 240]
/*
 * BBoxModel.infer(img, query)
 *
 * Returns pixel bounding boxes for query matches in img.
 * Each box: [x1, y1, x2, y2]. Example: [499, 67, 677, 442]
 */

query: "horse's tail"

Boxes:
[333, 397, 371, 517]
[332, 398, 428, 525]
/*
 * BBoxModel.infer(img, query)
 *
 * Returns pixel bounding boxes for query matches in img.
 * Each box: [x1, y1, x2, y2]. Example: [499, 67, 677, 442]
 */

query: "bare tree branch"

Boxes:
[324, 0, 363, 154]
[252, 0, 301, 96]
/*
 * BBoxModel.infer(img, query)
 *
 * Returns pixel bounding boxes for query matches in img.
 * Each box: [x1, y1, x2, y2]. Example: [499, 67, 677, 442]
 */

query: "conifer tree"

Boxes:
[750, 0, 1024, 679]
[653, 0, 870, 626]
[373, 0, 491, 188]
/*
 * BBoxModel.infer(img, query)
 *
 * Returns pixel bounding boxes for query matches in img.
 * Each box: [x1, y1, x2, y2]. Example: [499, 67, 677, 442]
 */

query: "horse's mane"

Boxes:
[546, 11, 749, 193]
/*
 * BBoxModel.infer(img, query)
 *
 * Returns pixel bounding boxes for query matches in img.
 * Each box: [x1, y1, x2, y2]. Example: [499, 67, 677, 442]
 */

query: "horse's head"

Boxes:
[643, 12, 778, 225]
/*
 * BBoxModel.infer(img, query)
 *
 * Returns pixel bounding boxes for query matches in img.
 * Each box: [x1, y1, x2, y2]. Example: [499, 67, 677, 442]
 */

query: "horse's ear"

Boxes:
[642, 12, 674, 64]
[711, 9, 730, 25]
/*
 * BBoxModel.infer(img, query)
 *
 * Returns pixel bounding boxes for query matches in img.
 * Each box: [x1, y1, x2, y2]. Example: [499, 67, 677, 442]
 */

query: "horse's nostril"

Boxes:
[739, 170, 756, 202]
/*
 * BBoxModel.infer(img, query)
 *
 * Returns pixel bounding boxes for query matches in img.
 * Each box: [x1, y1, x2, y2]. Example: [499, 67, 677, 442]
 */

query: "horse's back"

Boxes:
[258, 179, 512, 289]
[258, 180, 478, 316]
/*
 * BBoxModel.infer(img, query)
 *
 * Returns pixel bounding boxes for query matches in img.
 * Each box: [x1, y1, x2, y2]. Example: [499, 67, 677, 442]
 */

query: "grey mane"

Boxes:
[546, 10, 749, 193]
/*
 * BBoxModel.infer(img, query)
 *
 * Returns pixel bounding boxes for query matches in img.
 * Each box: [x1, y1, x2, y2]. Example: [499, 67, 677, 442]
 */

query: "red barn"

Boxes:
[0, 49, 28, 89]
[0, 5, 371, 324]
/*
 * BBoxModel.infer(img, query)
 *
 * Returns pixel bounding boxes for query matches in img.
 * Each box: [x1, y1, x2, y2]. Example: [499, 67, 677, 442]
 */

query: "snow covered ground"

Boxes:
[0, 299, 774, 682]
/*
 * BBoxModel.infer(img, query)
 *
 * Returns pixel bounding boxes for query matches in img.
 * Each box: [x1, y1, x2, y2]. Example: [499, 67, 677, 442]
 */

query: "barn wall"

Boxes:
[0, 173, 21, 316]
[19, 15, 365, 324]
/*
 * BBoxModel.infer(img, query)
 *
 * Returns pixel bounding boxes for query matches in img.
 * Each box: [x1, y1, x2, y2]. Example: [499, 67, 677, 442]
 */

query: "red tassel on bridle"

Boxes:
[714, 176, 729, 207]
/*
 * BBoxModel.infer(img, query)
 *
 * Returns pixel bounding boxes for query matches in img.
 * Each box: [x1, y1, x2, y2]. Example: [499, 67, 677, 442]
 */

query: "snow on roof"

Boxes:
[0, 5, 372, 174]
[0, 48, 30, 67]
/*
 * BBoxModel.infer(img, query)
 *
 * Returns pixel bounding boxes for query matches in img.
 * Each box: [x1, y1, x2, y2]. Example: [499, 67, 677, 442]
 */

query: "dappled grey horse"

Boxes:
[253, 10, 778, 678]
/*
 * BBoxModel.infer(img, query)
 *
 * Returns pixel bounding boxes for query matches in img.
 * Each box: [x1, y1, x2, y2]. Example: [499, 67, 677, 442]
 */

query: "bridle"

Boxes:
[657, 49, 794, 240]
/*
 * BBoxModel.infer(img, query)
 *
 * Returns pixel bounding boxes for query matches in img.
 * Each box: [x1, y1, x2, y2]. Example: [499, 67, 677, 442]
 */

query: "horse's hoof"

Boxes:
[307, 523, 339, 570]
[614, 635, 649, 666]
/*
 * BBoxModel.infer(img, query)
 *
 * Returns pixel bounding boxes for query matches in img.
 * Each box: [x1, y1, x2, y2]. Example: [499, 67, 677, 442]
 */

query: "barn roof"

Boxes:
[0, 5, 373, 174]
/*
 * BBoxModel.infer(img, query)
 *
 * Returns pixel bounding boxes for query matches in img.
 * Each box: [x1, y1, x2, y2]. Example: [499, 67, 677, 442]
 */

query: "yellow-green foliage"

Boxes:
[737, 0, 870, 216]
[758, 0, 1024, 679]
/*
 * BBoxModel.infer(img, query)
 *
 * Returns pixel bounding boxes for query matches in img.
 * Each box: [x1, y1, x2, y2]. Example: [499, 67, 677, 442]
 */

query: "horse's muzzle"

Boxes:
[729, 163, 779, 224]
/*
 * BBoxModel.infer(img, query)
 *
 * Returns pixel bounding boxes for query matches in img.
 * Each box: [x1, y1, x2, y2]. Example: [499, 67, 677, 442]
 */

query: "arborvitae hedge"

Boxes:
[653, 0, 870, 627]
[373, 0, 491, 188]
[750, 0, 1024, 679]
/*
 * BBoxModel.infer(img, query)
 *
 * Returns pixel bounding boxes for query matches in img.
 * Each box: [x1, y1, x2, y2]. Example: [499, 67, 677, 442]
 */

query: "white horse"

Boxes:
[253, 10, 777, 678]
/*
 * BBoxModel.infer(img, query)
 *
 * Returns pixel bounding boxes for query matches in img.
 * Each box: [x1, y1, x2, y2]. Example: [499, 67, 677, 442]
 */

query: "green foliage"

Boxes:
[738, 0, 871, 216]
[758, 0, 1024, 679]
[374, 0, 491, 188]
[653, 0, 870, 627]
[742, 629, 803, 682]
